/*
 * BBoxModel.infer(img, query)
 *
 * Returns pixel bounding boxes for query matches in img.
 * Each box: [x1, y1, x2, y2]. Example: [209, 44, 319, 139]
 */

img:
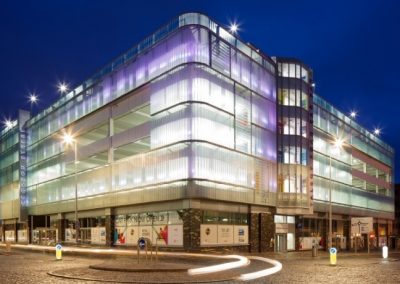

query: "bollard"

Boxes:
[55, 243, 62, 260]
[5, 242, 11, 253]
[312, 245, 318, 257]
[382, 245, 388, 259]
[329, 247, 337, 266]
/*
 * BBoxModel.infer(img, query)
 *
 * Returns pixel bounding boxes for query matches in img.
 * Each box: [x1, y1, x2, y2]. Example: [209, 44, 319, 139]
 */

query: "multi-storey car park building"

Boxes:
[0, 13, 395, 252]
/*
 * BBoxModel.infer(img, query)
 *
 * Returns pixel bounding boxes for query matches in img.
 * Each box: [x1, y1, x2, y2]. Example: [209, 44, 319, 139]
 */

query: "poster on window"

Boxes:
[5, 230, 15, 242]
[168, 225, 183, 246]
[17, 230, 28, 242]
[114, 227, 127, 245]
[65, 228, 76, 242]
[139, 226, 152, 240]
[152, 225, 168, 246]
[200, 224, 218, 245]
[218, 225, 234, 244]
[91, 227, 106, 244]
[299, 237, 322, 250]
[126, 226, 139, 245]
[234, 225, 248, 244]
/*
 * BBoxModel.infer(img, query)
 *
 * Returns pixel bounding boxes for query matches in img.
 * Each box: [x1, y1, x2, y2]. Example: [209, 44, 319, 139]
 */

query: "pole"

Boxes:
[329, 154, 332, 251]
[74, 141, 79, 245]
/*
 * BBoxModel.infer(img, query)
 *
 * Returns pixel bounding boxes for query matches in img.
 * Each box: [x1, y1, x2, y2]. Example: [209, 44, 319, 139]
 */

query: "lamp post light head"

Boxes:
[29, 93, 38, 104]
[62, 133, 75, 145]
[5, 119, 13, 129]
[333, 137, 344, 149]
[58, 82, 68, 94]
[374, 128, 381, 136]
[229, 23, 238, 34]
[350, 111, 357, 119]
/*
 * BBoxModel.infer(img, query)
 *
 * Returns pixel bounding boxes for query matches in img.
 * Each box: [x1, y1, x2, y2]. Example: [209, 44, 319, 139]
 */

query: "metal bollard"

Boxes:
[5, 242, 11, 253]
[312, 245, 318, 257]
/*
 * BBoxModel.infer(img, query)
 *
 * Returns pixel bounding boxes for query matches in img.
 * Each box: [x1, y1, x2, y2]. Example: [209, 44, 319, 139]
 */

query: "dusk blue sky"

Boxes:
[1, 0, 399, 179]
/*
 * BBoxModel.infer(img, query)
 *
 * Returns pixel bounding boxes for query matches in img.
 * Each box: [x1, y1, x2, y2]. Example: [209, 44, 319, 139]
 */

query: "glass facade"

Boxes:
[0, 12, 394, 251]
[0, 124, 19, 204]
[24, 22, 277, 209]
[313, 95, 394, 216]
[276, 59, 313, 213]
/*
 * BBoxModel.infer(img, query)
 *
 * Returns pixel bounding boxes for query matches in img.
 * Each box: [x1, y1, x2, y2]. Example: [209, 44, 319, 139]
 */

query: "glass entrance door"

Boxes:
[32, 228, 58, 245]
[276, 233, 287, 252]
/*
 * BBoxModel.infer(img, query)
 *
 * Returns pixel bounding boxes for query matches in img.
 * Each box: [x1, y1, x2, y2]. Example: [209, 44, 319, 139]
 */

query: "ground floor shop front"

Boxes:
[0, 202, 394, 253]
[0, 200, 276, 252]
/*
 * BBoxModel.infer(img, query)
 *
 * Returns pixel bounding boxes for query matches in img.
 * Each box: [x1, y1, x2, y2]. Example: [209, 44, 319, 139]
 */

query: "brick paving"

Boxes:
[0, 245, 399, 283]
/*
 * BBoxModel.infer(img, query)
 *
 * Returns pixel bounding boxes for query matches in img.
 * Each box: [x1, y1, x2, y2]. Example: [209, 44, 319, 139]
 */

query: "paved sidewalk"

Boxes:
[1, 243, 400, 283]
[1, 243, 399, 259]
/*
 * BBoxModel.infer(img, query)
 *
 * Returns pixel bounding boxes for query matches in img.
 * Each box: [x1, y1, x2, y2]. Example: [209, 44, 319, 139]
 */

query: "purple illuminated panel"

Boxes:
[231, 49, 276, 101]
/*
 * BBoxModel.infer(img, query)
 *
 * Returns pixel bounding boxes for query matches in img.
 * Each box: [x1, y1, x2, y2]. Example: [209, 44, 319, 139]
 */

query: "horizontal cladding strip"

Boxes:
[313, 201, 394, 220]
[111, 86, 151, 119]
[279, 107, 310, 121]
[111, 122, 150, 149]
[0, 199, 20, 220]
[352, 147, 392, 173]
[27, 140, 276, 189]
[312, 124, 393, 162]
[351, 168, 391, 190]
[27, 181, 275, 216]
[66, 137, 111, 163]
[27, 58, 275, 149]
[71, 107, 110, 138]
[280, 135, 310, 148]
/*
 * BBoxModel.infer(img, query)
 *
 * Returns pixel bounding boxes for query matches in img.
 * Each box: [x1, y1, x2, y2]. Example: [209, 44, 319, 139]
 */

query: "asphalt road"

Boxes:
[0, 249, 399, 283]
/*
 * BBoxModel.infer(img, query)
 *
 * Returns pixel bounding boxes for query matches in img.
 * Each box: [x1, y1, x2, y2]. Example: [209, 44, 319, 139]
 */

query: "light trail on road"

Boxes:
[187, 255, 249, 275]
[238, 256, 282, 281]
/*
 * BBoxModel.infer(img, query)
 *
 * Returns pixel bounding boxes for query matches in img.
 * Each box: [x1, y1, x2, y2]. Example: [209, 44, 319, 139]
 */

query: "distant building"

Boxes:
[0, 13, 394, 252]
[395, 184, 400, 244]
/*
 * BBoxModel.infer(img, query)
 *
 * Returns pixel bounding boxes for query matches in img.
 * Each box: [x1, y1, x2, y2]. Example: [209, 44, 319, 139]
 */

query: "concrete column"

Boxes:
[260, 213, 275, 252]
[343, 220, 350, 250]
[321, 218, 327, 250]
[12, 220, 17, 243]
[56, 213, 66, 243]
[182, 208, 201, 251]
[249, 213, 260, 252]
[105, 208, 114, 247]
[295, 216, 303, 250]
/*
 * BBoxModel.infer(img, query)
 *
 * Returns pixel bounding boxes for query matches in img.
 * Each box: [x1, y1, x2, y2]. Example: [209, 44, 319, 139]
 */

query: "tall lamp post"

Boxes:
[62, 133, 79, 244]
[328, 137, 344, 251]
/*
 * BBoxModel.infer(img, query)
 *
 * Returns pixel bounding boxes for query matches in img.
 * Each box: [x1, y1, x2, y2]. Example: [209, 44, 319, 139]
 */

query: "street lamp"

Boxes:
[4, 119, 13, 129]
[373, 128, 381, 136]
[328, 137, 344, 251]
[28, 93, 38, 113]
[58, 82, 69, 94]
[29, 93, 38, 104]
[350, 111, 357, 119]
[62, 132, 79, 244]
[229, 23, 239, 34]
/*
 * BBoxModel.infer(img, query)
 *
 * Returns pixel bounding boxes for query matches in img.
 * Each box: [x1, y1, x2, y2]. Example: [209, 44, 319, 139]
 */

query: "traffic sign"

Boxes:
[138, 238, 146, 250]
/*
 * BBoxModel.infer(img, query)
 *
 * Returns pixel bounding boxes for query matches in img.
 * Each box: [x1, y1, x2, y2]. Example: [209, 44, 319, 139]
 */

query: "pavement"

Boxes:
[0, 243, 399, 283]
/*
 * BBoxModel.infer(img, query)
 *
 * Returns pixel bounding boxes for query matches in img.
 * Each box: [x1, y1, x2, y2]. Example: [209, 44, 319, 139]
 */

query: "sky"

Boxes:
[1, 0, 399, 179]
